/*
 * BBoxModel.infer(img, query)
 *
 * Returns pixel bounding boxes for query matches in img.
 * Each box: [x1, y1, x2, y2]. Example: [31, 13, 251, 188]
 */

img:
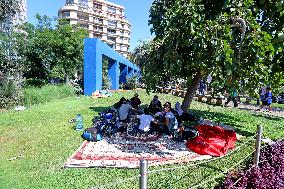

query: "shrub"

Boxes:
[125, 73, 139, 89]
[22, 84, 76, 106]
[0, 78, 23, 109]
[24, 78, 47, 87]
[217, 139, 284, 189]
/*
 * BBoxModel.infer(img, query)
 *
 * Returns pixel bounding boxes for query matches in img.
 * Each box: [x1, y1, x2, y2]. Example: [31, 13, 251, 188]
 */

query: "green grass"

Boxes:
[0, 91, 283, 189]
[22, 84, 76, 106]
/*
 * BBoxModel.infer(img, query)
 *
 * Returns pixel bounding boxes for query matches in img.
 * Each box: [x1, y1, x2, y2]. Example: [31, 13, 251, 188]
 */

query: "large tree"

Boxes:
[145, 0, 284, 111]
[14, 14, 87, 83]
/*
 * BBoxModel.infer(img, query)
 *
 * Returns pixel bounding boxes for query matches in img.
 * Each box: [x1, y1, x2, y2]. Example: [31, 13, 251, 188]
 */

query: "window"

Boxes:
[79, 0, 88, 8]
[78, 14, 89, 21]
[107, 36, 116, 42]
[94, 34, 102, 39]
[80, 23, 89, 29]
[107, 6, 116, 14]
[94, 18, 103, 24]
[93, 3, 102, 10]
[66, 0, 74, 5]
[107, 43, 114, 48]
[108, 20, 116, 27]
[94, 26, 103, 32]
[107, 29, 116, 34]
[61, 11, 70, 18]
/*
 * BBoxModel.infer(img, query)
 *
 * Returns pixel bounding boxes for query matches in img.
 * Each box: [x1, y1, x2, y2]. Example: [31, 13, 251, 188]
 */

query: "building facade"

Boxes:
[59, 0, 131, 57]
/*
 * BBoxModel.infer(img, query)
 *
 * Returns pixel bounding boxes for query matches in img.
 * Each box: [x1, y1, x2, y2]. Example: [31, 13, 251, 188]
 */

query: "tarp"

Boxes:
[186, 125, 237, 156]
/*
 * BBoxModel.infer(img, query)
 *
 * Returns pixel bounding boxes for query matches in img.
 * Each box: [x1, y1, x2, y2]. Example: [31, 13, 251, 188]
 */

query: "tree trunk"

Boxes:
[182, 70, 202, 112]
[64, 74, 70, 84]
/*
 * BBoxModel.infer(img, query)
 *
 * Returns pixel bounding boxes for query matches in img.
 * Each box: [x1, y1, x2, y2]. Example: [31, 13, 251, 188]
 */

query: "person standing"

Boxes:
[259, 86, 267, 105]
[258, 87, 273, 112]
[225, 85, 238, 107]
[199, 80, 206, 96]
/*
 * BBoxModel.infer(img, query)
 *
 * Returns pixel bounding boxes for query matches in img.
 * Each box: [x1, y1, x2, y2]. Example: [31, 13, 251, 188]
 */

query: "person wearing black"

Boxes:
[148, 95, 162, 114]
[130, 93, 141, 109]
[113, 97, 127, 110]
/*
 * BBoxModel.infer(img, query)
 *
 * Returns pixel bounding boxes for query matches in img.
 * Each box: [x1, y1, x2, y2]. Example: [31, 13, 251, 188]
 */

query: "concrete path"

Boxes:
[224, 102, 284, 118]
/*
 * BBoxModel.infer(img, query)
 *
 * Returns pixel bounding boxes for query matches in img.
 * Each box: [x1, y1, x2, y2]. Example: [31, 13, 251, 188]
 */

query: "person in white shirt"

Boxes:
[136, 108, 155, 133]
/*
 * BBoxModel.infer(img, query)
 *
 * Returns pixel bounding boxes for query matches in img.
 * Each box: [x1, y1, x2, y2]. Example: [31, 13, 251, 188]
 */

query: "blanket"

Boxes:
[64, 135, 211, 168]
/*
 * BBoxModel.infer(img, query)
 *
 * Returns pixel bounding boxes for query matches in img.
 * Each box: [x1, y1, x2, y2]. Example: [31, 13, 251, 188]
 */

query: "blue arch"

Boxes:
[84, 38, 140, 95]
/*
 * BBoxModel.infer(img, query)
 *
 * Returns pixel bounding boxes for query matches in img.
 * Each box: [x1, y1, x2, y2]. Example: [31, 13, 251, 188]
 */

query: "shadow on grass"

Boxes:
[190, 109, 255, 137]
[89, 106, 112, 113]
[251, 113, 283, 121]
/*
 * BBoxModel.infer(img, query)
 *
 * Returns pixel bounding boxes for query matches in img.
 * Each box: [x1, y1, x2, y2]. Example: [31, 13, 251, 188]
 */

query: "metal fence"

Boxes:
[91, 124, 279, 189]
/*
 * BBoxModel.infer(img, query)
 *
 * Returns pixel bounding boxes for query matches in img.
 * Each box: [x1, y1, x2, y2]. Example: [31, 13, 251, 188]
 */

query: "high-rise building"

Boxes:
[59, 0, 131, 57]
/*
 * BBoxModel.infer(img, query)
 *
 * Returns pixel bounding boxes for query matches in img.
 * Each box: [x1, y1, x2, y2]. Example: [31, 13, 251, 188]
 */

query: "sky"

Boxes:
[27, 0, 154, 51]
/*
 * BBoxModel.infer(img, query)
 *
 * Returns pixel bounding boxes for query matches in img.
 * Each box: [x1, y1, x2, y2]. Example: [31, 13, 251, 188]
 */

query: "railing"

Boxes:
[90, 125, 275, 189]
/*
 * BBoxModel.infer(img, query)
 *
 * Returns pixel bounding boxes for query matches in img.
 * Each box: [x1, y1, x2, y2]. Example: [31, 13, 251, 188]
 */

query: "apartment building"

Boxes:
[59, 0, 131, 57]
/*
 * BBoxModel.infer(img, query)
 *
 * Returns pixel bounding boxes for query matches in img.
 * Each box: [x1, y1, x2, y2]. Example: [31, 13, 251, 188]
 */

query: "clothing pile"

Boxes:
[91, 90, 113, 98]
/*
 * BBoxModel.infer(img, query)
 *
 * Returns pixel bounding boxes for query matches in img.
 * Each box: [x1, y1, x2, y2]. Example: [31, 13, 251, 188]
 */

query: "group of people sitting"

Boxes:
[84, 93, 237, 156]
[112, 93, 196, 138]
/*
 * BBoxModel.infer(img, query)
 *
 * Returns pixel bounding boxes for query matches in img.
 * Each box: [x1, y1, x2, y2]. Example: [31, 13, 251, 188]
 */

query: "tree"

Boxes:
[146, 0, 284, 111]
[14, 14, 87, 84]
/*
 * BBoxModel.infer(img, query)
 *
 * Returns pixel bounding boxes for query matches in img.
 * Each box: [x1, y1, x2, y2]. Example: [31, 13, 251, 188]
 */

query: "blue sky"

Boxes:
[27, 0, 154, 51]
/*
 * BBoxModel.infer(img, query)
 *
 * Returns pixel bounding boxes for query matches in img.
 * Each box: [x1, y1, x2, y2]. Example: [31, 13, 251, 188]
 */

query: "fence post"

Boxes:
[253, 125, 263, 166]
[139, 159, 148, 189]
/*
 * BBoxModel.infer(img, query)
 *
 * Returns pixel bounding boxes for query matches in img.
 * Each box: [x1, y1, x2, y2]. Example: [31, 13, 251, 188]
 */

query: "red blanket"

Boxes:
[186, 125, 237, 156]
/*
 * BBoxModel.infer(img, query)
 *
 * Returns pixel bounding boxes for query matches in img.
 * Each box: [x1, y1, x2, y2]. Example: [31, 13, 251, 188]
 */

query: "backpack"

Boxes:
[81, 127, 103, 142]
[173, 126, 199, 141]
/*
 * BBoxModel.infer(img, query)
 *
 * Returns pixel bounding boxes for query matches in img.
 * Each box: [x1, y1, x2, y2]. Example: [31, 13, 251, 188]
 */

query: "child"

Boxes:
[258, 87, 273, 112]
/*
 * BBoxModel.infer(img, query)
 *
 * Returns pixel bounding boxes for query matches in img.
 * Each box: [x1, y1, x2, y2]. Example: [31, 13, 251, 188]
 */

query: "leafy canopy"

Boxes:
[143, 0, 284, 108]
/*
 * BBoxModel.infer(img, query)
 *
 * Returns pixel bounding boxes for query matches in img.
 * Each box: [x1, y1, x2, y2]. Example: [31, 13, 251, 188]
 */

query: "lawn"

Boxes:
[1, 91, 283, 189]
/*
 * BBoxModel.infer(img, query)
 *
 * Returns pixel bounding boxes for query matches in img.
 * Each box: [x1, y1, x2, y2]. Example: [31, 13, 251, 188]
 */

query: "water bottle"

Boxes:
[75, 114, 84, 131]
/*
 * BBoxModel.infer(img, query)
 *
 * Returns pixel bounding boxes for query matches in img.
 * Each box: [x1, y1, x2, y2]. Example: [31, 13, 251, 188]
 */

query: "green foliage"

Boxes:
[13, 15, 88, 83]
[102, 57, 111, 90]
[22, 84, 76, 106]
[0, 78, 22, 109]
[24, 78, 47, 87]
[146, 0, 284, 109]
[126, 73, 139, 89]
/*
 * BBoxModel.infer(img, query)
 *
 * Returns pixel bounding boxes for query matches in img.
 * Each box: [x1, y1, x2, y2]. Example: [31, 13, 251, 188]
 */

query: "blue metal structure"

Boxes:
[84, 38, 140, 95]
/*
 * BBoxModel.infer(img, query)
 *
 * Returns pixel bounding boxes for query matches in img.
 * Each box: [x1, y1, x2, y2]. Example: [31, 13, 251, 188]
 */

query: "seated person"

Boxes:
[174, 102, 196, 122]
[174, 102, 183, 116]
[113, 97, 127, 110]
[163, 102, 179, 134]
[118, 99, 133, 121]
[117, 99, 133, 132]
[136, 108, 155, 133]
[151, 103, 179, 135]
[148, 95, 162, 114]
[130, 93, 141, 109]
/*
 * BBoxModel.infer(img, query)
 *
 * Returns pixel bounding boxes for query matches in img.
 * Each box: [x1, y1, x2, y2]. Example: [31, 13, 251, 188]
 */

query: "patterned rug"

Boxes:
[64, 134, 212, 168]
